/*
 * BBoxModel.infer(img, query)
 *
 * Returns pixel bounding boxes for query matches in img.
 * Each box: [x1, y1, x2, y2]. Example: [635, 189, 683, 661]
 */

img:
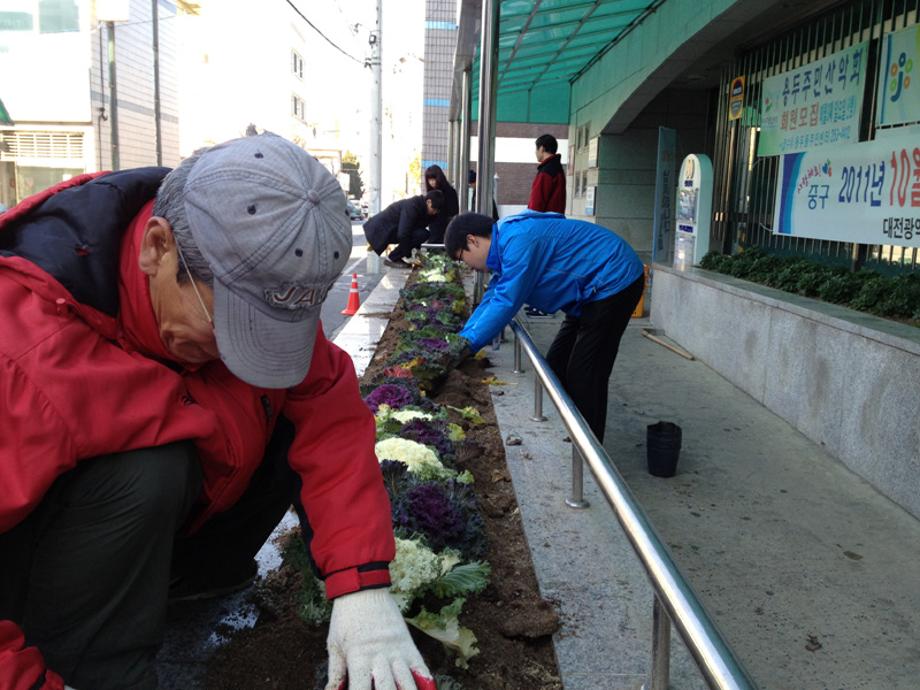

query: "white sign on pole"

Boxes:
[772, 130, 920, 247]
[758, 42, 868, 156]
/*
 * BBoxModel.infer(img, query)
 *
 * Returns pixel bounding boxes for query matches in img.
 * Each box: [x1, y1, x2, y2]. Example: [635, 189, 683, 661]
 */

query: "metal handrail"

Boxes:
[509, 319, 756, 690]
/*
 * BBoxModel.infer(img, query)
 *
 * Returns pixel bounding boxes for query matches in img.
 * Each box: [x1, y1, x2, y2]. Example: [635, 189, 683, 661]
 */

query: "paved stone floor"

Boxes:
[487, 311, 920, 690]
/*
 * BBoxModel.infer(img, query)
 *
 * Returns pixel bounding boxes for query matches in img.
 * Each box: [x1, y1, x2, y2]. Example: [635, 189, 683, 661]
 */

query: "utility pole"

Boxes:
[368, 0, 382, 217]
[107, 20, 120, 170]
[152, 0, 162, 166]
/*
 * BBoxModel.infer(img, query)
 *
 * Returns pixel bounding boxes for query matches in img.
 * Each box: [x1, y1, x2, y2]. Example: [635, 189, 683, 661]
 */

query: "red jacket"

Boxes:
[527, 153, 566, 214]
[0, 173, 394, 685]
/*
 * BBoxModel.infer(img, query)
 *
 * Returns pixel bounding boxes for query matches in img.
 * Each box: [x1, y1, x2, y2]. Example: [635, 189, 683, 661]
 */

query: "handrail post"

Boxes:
[651, 595, 672, 690]
[512, 330, 524, 374]
[531, 376, 547, 422]
[508, 319, 755, 690]
[565, 446, 589, 509]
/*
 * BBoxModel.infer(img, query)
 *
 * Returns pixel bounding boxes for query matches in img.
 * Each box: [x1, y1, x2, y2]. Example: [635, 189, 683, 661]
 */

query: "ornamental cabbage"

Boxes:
[397, 418, 455, 459]
[389, 537, 442, 611]
[364, 383, 416, 413]
[392, 479, 486, 558]
[375, 437, 445, 476]
[391, 409, 435, 424]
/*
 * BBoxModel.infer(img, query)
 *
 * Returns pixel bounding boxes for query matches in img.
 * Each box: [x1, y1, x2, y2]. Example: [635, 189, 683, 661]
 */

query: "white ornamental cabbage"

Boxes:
[389, 537, 442, 611]
[375, 437, 444, 474]
[391, 409, 435, 424]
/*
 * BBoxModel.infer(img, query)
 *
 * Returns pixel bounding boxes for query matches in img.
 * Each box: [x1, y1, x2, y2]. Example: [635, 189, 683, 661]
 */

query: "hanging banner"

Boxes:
[773, 131, 920, 247]
[876, 24, 920, 127]
[758, 41, 868, 157]
[651, 127, 677, 265]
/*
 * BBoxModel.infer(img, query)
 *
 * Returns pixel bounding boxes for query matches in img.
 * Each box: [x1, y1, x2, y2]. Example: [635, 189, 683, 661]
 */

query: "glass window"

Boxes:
[39, 0, 79, 33]
[0, 12, 34, 31]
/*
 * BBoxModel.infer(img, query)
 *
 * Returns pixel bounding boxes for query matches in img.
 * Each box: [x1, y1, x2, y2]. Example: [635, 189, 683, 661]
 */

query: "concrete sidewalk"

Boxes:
[487, 313, 920, 690]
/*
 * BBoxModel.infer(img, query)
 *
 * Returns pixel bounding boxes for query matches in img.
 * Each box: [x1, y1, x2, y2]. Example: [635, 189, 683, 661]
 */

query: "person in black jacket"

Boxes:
[423, 165, 458, 244]
[363, 190, 443, 267]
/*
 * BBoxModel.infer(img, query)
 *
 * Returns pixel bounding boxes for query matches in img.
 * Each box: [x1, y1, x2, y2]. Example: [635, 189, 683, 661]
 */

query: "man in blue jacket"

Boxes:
[445, 211, 644, 442]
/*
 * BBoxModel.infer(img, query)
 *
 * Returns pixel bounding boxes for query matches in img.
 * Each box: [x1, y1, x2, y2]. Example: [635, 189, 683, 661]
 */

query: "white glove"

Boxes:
[325, 589, 435, 690]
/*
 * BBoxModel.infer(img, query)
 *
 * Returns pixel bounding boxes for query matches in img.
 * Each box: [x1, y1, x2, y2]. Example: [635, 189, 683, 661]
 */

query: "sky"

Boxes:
[292, 0, 426, 204]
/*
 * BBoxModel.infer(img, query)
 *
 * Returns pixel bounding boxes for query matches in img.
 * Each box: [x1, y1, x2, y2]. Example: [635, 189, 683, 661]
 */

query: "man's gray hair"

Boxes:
[153, 148, 214, 286]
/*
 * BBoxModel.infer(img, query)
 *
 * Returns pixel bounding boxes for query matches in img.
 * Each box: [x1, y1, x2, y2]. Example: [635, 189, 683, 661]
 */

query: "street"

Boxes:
[320, 220, 385, 339]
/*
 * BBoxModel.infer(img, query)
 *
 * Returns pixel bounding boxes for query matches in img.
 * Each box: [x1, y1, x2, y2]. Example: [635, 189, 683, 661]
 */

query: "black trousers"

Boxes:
[545, 275, 644, 443]
[387, 227, 429, 262]
[0, 418, 301, 690]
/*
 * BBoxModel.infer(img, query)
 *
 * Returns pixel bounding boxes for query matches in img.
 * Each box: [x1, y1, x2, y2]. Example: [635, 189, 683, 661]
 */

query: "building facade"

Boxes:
[0, 0, 181, 208]
[421, 0, 457, 177]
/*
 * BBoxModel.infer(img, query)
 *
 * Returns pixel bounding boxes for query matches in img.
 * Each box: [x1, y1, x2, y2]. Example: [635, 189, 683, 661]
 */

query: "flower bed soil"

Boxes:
[204, 280, 562, 690]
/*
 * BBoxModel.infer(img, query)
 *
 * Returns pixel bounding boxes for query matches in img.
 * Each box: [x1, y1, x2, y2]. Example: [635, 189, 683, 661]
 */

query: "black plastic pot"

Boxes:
[646, 421, 682, 478]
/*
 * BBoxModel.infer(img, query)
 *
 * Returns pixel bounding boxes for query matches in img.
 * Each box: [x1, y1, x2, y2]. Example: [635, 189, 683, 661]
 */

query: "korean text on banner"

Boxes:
[758, 42, 868, 157]
[876, 24, 920, 128]
[773, 130, 920, 248]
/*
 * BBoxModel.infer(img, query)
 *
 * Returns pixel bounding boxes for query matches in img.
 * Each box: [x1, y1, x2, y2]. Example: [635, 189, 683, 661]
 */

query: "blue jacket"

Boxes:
[459, 210, 644, 351]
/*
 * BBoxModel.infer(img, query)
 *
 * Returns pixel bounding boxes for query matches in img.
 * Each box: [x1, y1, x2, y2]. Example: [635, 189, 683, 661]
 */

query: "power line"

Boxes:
[284, 0, 364, 66]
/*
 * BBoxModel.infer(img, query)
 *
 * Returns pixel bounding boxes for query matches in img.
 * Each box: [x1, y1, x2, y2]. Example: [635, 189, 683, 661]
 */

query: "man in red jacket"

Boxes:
[527, 133, 566, 214]
[0, 134, 434, 690]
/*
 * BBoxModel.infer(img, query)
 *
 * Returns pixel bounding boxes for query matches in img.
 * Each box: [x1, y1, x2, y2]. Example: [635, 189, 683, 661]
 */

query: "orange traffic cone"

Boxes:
[341, 273, 361, 315]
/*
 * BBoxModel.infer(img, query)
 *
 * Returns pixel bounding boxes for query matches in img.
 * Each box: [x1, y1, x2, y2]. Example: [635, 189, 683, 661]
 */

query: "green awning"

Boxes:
[471, 0, 657, 123]
[0, 97, 13, 126]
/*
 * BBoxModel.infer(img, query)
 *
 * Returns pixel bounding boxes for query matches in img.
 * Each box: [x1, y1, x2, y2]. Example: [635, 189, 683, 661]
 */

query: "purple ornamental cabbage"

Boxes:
[398, 419, 455, 460]
[393, 480, 486, 558]
[418, 337, 450, 353]
[364, 383, 416, 413]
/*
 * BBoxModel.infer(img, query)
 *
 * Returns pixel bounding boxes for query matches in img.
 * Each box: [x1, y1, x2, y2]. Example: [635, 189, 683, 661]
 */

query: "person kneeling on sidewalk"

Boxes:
[445, 210, 644, 443]
[0, 133, 434, 690]
[363, 190, 443, 267]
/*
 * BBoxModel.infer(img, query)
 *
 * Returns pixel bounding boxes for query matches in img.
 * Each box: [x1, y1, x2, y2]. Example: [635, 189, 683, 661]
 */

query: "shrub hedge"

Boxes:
[697, 249, 920, 325]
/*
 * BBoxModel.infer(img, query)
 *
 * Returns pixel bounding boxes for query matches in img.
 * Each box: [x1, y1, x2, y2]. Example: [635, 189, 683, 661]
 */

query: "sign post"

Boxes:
[728, 76, 745, 121]
[673, 154, 712, 270]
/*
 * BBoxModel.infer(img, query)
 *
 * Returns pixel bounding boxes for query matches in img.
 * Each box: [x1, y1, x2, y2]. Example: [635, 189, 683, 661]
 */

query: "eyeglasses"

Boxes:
[175, 243, 213, 327]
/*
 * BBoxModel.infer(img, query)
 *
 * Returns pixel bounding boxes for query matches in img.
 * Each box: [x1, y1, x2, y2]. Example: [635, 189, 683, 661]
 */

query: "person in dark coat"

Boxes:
[467, 169, 499, 221]
[363, 190, 443, 267]
[423, 165, 458, 244]
[527, 134, 566, 214]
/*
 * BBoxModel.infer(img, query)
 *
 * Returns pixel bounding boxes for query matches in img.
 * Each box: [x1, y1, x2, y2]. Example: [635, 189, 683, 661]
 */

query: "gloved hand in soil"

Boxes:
[445, 337, 472, 372]
[325, 589, 436, 690]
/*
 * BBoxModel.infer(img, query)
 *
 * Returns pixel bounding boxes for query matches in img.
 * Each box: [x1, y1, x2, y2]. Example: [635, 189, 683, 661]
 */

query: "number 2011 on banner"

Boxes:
[831, 147, 920, 208]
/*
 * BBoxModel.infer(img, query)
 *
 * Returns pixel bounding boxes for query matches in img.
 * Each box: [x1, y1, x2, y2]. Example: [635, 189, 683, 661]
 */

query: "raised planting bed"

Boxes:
[205, 255, 562, 689]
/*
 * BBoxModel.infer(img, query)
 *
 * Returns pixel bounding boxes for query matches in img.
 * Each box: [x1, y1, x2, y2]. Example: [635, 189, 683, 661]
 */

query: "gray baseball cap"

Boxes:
[183, 133, 351, 388]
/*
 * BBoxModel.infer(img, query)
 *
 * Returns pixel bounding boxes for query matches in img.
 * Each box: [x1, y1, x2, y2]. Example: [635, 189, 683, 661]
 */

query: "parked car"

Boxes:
[345, 200, 364, 221]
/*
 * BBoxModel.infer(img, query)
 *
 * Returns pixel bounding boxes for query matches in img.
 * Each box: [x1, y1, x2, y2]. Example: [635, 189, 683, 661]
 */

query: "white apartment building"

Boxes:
[178, 0, 371, 180]
[0, 0, 181, 208]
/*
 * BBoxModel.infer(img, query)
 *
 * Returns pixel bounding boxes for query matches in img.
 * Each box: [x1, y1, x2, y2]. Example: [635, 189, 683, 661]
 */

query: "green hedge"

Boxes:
[698, 250, 920, 325]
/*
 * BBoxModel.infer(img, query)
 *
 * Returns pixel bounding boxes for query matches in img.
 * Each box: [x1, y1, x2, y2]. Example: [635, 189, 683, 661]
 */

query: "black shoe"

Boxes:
[525, 306, 549, 316]
[168, 559, 258, 602]
[384, 257, 411, 269]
